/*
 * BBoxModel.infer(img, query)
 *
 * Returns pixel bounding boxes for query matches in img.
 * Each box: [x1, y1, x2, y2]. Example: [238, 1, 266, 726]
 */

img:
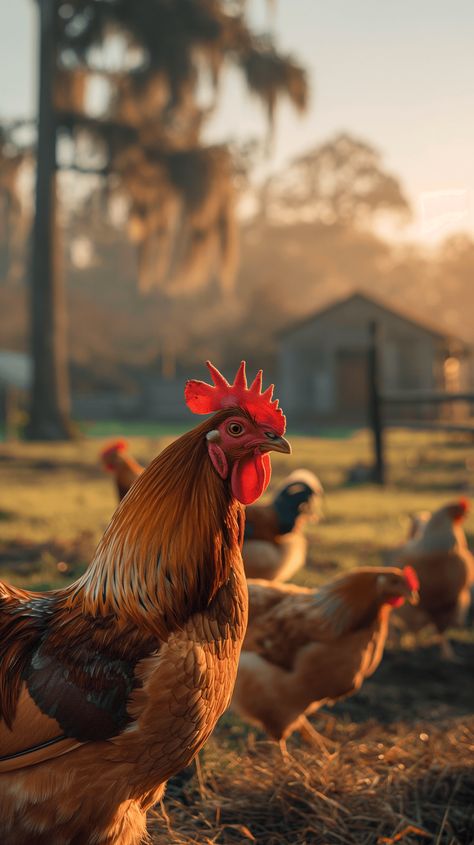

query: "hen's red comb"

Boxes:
[458, 497, 470, 513]
[403, 566, 419, 592]
[185, 361, 286, 435]
[101, 439, 128, 460]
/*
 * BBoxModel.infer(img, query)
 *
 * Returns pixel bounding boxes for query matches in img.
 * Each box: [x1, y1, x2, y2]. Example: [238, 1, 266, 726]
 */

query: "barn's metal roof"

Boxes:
[0, 351, 31, 389]
[279, 290, 472, 347]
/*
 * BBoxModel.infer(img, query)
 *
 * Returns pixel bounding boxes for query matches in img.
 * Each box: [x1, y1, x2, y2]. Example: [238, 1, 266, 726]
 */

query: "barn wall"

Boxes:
[278, 296, 469, 424]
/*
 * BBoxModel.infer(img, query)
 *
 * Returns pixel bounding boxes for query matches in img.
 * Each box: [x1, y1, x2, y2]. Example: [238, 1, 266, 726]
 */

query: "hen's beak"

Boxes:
[261, 436, 292, 455]
[408, 589, 419, 606]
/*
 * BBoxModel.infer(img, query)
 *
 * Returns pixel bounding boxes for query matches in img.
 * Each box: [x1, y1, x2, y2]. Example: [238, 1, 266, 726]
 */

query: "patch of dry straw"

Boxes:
[149, 717, 474, 845]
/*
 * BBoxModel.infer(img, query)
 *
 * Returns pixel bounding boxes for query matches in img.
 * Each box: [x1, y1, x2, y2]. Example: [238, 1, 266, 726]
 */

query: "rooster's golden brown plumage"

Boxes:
[0, 361, 291, 845]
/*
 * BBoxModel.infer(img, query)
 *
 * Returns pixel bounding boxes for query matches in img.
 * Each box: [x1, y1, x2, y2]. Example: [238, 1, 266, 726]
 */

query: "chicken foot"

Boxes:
[296, 716, 335, 753]
[438, 634, 461, 662]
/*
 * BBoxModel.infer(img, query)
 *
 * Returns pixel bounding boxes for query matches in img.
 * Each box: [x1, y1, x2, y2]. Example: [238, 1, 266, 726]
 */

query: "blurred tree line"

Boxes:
[3, 124, 474, 400]
[2, 4, 474, 429]
[2, 0, 307, 438]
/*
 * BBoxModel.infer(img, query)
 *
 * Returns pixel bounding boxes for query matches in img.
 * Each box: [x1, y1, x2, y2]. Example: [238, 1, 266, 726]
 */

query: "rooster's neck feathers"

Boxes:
[72, 416, 243, 638]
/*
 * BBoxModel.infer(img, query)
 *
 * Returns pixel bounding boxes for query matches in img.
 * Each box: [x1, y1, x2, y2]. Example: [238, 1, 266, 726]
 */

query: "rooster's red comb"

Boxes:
[185, 361, 286, 435]
[403, 566, 419, 592]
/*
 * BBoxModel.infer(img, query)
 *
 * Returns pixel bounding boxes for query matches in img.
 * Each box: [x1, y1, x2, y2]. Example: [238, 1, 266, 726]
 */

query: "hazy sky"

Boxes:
[3, 1, 474, 241]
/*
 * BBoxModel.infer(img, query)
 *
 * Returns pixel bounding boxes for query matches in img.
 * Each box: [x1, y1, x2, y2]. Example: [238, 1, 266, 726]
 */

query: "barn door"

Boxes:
[335, 349, 369, 416]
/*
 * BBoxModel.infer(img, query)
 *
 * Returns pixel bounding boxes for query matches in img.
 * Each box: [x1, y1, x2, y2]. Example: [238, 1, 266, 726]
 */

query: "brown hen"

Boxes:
[232, 567, 418, 754]
[100, 439, 144, 502]
[392, 498, 474, 659]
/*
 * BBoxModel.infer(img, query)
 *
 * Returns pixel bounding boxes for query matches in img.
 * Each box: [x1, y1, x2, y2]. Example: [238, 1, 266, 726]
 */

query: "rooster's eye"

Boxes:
[227, 422, 244, 436]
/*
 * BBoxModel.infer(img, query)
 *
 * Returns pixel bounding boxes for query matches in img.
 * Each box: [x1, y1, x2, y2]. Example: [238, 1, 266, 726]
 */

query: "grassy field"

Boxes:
[0, 427, 473, 844]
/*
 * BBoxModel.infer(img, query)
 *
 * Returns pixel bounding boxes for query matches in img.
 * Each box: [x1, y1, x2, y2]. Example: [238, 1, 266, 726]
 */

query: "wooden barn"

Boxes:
[278, 291, 473, 425]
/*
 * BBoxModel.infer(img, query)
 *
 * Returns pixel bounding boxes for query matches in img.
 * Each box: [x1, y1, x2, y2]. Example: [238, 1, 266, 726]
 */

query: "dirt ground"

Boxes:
[331, 640, 474, 725]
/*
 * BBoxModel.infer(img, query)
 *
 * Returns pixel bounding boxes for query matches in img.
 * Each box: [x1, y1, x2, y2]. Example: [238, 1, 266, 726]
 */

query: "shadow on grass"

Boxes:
[0, 456, 109, 478]
[0, 534, 95, 582]
[331, 641, 474, 725]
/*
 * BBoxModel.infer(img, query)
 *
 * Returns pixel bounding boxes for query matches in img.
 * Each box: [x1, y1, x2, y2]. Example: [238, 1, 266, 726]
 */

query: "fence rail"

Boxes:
[367, 321, 474, 484]
[382, 390, 474, 405]
[386, 420, 474, 434]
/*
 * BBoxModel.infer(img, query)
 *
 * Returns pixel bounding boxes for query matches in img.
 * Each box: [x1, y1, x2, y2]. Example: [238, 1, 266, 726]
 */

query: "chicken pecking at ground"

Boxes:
[231, 566, 419, 755]
[390, 498, 474, 660]
[0, 361, 291, 845]
[100, 439, 144, 502]
[242, 469, 323, 581]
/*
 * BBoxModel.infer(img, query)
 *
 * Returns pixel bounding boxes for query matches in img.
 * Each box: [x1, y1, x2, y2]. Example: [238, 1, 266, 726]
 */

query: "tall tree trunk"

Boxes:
[27, 0, 72, 440]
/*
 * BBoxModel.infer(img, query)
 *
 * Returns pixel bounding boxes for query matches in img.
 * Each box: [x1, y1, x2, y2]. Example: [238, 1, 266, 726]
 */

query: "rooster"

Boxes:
[100, 439, 144, 502]
[392, 498, 474, 660]
[243, 469, 323, 581]
[0, 361, 291, 845]
[231, 566, 419, 755]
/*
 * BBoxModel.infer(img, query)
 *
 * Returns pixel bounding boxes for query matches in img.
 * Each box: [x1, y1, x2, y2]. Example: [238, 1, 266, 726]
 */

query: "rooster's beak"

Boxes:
[408, 590, 419, 606]
[261, 436, 292, 455]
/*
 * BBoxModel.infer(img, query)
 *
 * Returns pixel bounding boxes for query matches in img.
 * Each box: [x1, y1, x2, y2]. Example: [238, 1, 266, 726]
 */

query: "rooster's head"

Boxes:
[185, 361, 291, 505]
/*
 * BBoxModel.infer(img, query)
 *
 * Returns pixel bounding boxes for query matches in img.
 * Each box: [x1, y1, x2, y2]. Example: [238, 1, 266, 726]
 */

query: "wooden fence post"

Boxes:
[368, 321, 385, 484]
